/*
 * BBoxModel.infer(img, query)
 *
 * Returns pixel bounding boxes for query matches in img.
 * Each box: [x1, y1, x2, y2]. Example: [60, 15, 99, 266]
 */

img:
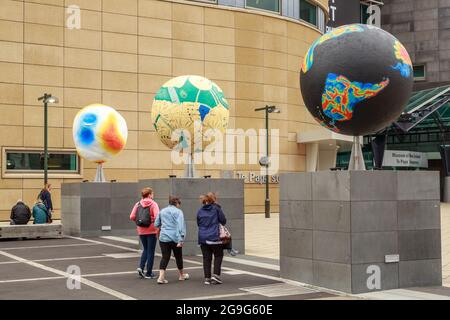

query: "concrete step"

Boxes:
[0, 223, 63, 239]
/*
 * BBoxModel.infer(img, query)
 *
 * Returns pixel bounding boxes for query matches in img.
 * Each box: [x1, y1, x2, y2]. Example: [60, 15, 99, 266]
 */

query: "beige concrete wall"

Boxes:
[0, 0, 324, 221]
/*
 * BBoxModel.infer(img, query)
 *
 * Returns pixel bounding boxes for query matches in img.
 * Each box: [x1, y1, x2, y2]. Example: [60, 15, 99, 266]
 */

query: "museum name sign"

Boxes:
[236, 172, 279, 184]
[382, 150, 428, 168]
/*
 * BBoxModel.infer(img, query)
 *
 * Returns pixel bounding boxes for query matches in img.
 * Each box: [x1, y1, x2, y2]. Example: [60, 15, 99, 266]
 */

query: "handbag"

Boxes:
[219, 224, 231, 244]
[215, 205, 231, 244]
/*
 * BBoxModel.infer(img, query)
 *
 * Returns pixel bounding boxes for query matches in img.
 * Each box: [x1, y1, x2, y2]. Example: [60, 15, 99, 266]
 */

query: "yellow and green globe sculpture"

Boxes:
[151, 75, 230, 153]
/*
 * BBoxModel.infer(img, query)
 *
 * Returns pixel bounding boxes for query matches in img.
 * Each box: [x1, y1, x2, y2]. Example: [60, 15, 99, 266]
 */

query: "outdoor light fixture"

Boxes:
[267, 106, 281, 114]
[37, 93, 59, 185]
[38, 94, 59, 104]
[259, 156, 270, 167]
[254, 105, 281, 219]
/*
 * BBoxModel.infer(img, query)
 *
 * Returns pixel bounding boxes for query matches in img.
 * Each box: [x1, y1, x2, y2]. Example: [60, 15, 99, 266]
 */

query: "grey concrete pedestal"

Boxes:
[444, 176, 450, 203]
[61, 182, 139, 237]
[138, 178, 245, 256]
[280, 171, 442, 294]
[61, 179, 245, 256]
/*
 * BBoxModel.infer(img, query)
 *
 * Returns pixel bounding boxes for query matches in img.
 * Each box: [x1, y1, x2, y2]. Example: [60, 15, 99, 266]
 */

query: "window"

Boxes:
[189, 0, 217, 3]
[3, 149, 81, 178]
[246, 0, 280, 14]
[300, 0, 317, 26]
[336, 150, 374, 170]
[317, 7, 326, 33]
[413, 65, 426, 81]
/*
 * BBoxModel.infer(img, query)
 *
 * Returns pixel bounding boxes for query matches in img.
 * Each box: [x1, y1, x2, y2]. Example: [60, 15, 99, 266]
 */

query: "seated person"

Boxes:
[32, 199, 48, 224]
[10, 200, 31, 225]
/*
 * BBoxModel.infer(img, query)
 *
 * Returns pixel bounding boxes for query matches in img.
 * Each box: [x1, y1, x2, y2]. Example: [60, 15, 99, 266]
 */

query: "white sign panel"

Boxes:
[235, 172, 279, 184]
[382, 150, 428, 168]
[385, 254, 400, 263]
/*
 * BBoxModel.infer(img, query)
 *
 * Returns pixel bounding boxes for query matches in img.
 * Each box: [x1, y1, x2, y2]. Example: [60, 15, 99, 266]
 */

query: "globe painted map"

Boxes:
[300, 24, 413, 136]
[151, 75, 230, 152]
[73, 104, 128, 163]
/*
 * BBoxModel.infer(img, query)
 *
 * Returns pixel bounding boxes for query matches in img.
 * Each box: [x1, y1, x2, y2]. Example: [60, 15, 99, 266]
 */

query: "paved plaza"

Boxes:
[0, 236, 341, 300]
[0, 208, 449, 300]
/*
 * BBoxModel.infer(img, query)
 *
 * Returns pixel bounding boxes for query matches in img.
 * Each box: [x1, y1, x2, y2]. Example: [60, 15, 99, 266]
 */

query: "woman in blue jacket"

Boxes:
[32, 199, 48, 224]
[154, 196, 189, 284]
[197, 193, 227, 285]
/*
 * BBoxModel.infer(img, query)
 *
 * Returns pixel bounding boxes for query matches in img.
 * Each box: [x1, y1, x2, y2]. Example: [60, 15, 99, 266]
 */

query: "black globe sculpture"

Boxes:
[300, 24, 413, 136]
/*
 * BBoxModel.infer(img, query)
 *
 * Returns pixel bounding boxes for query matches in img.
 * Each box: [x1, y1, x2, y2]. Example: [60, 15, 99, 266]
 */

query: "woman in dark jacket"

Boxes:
[197, 193, 226, 285]
[208, 192, 238, 256]
[38, 183, 53, 223]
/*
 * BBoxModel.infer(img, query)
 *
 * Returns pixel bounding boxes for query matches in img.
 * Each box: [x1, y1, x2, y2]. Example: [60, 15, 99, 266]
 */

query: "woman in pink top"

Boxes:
[130, 187, 160, 279]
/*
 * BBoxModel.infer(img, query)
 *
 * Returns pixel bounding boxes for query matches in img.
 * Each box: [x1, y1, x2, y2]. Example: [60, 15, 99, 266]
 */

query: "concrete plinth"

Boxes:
[61, 182, 139, 237]
[279, 171, 442, 294]
[138, 178, 245, 256]
[61, 179, 245, 256]
[444, 177, 450, 203]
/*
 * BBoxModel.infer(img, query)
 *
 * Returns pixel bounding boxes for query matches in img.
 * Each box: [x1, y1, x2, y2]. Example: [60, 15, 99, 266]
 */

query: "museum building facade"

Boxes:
[0, 0, 328, 220]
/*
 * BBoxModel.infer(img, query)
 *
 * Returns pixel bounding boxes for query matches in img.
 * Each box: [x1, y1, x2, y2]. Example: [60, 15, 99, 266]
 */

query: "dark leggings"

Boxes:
[200, 244, 224, 279]
[159, 241, 184, 270]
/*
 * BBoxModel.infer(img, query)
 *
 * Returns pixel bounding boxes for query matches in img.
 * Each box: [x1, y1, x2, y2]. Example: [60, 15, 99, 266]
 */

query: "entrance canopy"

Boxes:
[393, 85, 450, 133]
[297, 127, 359, 171]
[365, 85, 450, 150]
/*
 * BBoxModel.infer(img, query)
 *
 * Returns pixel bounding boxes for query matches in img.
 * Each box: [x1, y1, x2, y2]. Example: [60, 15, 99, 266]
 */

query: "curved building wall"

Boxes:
[0, 0, 325, 219]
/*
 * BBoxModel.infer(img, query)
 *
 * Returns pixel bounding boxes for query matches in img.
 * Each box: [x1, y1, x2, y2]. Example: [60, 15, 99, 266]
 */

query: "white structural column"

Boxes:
[299, 128, 355, 172]
[318, 148, 338, 170]
[306, 143, 319, 172]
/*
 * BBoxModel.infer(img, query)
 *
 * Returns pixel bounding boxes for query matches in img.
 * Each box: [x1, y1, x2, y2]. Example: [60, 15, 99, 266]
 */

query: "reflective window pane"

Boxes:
[6, 151, 79, 172]
[246, 0, 280, 13]
[413, 65, 426, 80]
[190, 0, 217, 3]
[300, 0, 317, 26]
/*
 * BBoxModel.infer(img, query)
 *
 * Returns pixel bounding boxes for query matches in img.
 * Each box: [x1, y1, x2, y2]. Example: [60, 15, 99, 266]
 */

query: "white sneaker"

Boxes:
[179, 273, 190, 281]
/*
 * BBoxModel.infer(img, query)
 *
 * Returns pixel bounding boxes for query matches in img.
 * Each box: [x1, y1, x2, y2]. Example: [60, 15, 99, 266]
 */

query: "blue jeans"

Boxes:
[139, 234, 157, 276]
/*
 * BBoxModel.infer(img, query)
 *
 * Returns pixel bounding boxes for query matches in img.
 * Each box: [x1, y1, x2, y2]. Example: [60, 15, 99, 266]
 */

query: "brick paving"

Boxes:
[245, 213, 279, 260]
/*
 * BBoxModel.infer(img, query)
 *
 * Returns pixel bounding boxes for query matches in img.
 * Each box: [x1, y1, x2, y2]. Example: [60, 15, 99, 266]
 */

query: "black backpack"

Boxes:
[135, 203, 152, 227]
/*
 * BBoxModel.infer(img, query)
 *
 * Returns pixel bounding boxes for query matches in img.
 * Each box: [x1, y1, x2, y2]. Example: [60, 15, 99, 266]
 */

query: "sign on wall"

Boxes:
[326, 0, 361, 32]
[236, 172, 280, 184]
[382, 150, 429, 168]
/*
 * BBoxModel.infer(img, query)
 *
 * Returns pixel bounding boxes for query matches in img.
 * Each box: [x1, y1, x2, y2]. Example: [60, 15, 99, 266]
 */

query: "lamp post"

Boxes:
[37, 94, 59, 185]
[254, 105, 281, 218]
